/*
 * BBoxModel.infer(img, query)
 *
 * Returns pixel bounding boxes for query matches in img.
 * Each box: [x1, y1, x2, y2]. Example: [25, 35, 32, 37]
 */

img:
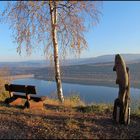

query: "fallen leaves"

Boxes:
[0, 104, 140, 139]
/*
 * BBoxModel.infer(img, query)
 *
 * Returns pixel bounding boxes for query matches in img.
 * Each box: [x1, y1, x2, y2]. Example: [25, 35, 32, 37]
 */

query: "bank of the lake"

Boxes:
[0, 78, 139, 139]
[12, 78, 140, 110]
[35, 75, 140, 89]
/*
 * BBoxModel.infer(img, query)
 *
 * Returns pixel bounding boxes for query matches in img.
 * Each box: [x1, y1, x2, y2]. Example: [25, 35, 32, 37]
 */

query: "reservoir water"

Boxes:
[12, 78, 140, 108]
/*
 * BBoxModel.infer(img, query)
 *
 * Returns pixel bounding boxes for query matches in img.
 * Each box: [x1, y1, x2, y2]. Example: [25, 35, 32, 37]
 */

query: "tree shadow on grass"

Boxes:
[0, 101, 24, 109]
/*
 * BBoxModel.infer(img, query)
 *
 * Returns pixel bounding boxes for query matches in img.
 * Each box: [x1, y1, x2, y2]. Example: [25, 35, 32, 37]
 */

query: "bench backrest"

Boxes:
[26, 85, 36, 94]
[5, 84, 37, 95]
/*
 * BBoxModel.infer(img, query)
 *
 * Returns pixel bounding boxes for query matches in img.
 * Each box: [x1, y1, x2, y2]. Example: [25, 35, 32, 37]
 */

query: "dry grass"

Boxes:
[44, 95, 85, 108]
[0, 98, 140, 139]
[0, 101, 140, 139]
[0, 90, 140, 139]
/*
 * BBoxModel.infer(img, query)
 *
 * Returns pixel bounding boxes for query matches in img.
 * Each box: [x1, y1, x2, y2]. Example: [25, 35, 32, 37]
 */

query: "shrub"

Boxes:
[76, 103, 113, 113]
[0, 67, 11, 101]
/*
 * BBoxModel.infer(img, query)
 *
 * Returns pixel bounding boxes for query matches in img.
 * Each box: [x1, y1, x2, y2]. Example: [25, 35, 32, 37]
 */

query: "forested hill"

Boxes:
[8, 61, 140, 89]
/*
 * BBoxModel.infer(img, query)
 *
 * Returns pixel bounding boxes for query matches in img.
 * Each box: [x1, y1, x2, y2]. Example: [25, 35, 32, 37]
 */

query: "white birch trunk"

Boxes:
[49, 1, 64, 102]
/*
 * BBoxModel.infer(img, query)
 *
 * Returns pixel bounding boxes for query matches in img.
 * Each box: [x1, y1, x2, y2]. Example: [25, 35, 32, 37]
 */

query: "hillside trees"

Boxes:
[0, 1, 101, 102]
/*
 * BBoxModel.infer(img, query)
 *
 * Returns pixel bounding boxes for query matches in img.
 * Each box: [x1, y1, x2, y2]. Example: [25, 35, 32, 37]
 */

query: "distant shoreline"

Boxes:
[9, 74, 140, 89]
[7, 74, 34, 80]
[35, 76, 140, 89]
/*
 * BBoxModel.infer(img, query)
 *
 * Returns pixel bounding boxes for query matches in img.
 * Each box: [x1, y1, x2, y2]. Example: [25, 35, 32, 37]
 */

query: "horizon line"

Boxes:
[0, 53, 140, 63]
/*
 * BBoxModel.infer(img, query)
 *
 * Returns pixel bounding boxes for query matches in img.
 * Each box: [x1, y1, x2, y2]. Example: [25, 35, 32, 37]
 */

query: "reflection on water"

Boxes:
[12, 78, 140, 107]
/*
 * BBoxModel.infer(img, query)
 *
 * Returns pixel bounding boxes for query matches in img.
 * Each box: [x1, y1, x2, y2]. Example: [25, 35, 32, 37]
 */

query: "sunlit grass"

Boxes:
[44, 94, 85, 107]
[130, 99, 140, 116]
[75, 103, 113, 114]
[1, 90, 140, 117]
[0, 91, 9, 101]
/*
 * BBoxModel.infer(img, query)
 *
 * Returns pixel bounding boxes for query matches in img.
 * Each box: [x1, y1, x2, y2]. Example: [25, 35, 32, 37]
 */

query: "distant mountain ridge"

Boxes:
[77, 54, 140, 64]
[0, 53, 140, 67]
[60, 54, 140, 66]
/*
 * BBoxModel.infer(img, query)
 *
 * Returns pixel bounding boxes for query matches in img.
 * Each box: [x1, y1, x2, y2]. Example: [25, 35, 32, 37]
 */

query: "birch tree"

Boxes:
[0, 1, 101, 102]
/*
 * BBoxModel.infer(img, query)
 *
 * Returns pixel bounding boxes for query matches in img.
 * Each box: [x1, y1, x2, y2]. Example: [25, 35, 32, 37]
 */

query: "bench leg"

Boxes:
[24, 100, 30, 108]
[24, 100, 44, 109]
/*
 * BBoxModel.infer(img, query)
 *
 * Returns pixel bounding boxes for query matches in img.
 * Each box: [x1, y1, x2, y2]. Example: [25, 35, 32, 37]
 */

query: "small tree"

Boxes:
[0, 1, 101, 102]
[0, 67, 10, 91]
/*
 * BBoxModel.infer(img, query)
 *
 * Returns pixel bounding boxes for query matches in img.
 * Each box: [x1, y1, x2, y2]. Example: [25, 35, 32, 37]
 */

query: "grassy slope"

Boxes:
[0, 96, 140, 139]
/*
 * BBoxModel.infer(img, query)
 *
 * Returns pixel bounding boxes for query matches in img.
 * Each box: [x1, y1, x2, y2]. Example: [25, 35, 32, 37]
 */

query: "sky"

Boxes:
[0, 1, 140, 62]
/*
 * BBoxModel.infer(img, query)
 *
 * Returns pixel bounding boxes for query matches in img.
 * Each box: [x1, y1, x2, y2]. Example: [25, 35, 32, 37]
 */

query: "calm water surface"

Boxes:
[12, 78, 140, 107]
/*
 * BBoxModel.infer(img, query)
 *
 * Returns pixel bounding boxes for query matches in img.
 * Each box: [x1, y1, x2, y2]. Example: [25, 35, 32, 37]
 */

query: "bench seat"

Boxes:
[12, 93, 46, 102]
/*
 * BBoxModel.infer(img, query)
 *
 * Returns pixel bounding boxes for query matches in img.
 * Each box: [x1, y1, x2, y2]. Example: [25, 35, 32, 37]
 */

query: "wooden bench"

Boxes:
[4, 84, 46, 109]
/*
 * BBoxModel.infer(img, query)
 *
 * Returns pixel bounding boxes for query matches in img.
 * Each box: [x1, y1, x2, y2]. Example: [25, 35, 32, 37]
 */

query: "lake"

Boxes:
[12, 78, 140, 108]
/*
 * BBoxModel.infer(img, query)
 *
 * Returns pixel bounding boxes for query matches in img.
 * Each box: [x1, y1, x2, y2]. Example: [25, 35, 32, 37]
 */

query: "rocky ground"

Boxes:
[0, 102, 140, 139]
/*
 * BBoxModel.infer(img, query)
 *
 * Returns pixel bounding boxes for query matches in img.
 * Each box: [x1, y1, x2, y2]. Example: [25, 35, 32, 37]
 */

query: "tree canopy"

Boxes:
[1, 1, 101, 59]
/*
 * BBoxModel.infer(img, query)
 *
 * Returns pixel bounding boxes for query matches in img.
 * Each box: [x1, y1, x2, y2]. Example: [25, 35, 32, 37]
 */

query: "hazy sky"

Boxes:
[0, 1, 140, 62]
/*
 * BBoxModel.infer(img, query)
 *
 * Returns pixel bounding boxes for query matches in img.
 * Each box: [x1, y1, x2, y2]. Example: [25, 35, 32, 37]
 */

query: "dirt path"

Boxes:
[0, 104, 140, 139]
